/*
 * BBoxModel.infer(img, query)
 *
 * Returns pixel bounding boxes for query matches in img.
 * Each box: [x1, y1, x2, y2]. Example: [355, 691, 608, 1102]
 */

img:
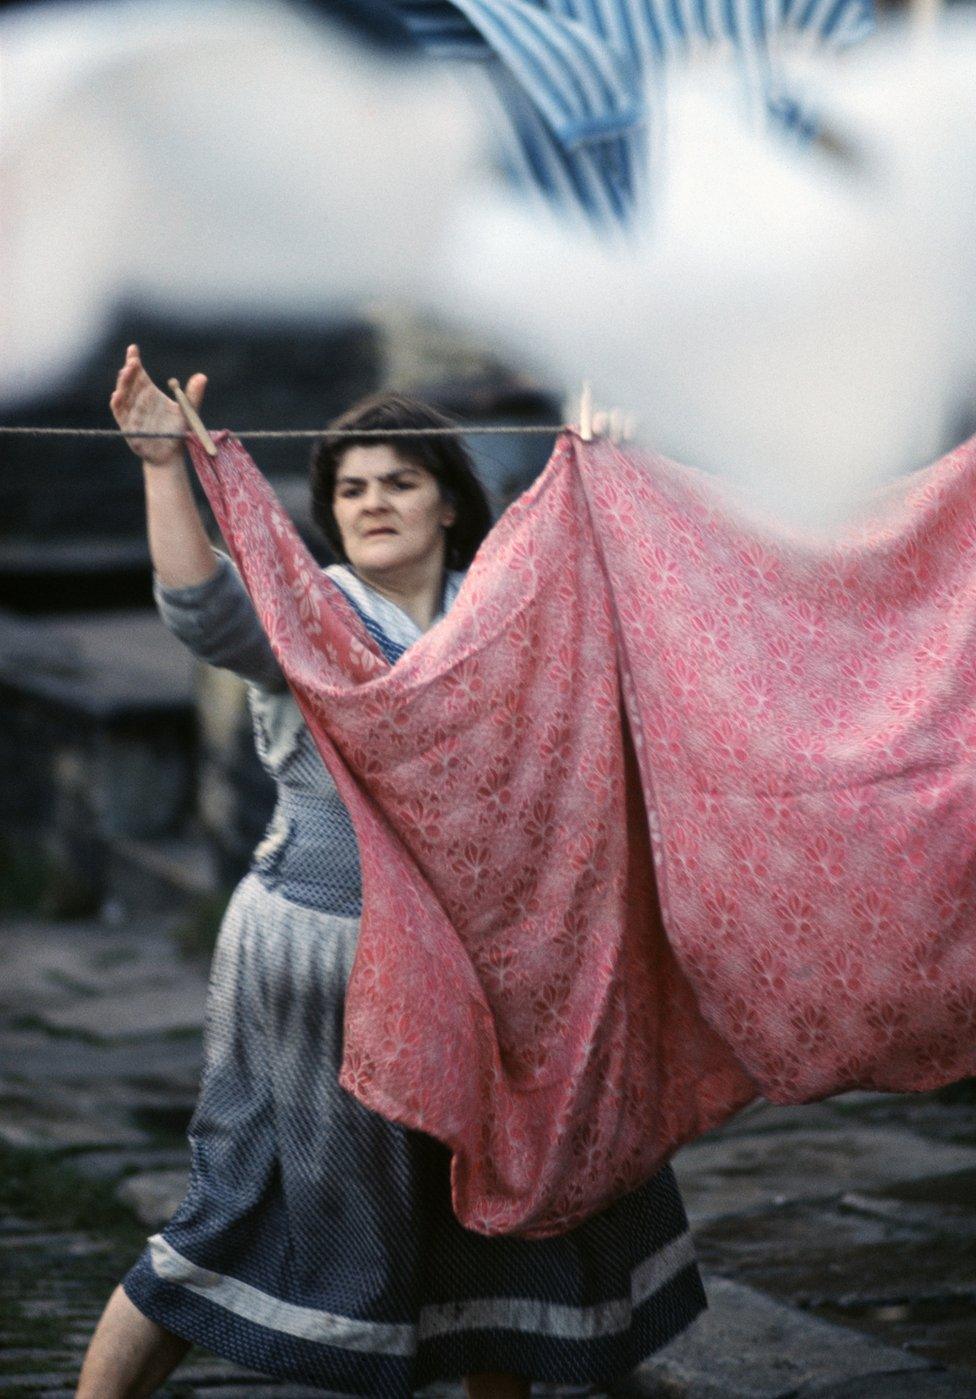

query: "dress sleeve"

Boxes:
[153, 552, 287, 692]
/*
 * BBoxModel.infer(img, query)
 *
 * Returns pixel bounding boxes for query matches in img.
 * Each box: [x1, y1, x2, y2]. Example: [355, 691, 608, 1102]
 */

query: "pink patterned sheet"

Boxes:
[187, 430, 976, 1238]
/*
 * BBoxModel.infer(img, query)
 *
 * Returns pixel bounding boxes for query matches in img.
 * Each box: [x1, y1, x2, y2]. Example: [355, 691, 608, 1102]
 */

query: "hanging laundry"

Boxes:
[185, 430, 976, 1239]
[388, 0, 875, 223]
[435, 21, 976, 530]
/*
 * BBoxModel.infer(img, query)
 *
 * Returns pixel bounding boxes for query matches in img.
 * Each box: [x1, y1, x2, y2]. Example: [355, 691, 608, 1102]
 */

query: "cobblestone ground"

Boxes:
[2, 909, 975, 1398]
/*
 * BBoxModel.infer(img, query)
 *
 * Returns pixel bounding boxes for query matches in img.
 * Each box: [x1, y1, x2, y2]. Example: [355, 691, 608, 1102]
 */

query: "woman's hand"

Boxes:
[112, 344, 219, 588]
[109, 343, 207, 466]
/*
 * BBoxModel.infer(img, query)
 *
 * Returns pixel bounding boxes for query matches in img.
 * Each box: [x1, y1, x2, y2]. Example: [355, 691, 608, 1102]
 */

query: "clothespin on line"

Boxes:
[575, 383, 633, 444]
[578, 382, 595, 441]
[168, 378, 218, 457]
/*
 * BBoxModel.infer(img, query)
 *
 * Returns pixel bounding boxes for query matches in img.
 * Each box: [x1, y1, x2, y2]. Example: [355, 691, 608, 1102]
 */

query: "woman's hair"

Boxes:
[310, 392, 492, 569]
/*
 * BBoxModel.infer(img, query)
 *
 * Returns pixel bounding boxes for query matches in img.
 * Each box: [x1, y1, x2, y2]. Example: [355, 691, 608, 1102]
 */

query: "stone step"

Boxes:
[0, 1088, 149, 1150]
[1, 913, 183, 1008]
[673, 1127, 976, 1223]
[36, 981, 206, 1041]
[104, 831, 219, 912]
[115, 1168, 189, 1226]
[796, 1373, 976, 1397]
[69, 1145, 191, 1181]
[619, 1275, 931, 1399]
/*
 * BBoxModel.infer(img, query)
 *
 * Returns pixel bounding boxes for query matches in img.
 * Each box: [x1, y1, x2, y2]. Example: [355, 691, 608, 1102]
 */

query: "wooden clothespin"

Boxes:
[168, 378, 217, 457]
[577, 383, 631, 444]
[578, 382, 595, 442]
[607, 409, 638, 444]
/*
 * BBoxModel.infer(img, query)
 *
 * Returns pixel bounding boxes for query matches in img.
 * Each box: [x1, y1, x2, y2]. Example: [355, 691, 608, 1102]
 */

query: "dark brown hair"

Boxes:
[310, 392, 492, 569]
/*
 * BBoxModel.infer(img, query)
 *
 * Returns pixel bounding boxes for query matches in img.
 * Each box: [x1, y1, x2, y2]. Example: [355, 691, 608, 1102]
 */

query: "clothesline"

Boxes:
[0, 424, 566, 441]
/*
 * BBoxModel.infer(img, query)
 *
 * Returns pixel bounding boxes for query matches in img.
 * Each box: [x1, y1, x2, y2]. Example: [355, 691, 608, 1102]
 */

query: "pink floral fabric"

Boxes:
[186, 430, 976, 1238]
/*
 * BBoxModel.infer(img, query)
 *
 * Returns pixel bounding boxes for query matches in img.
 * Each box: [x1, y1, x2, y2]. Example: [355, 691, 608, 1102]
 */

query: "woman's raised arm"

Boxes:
[110, 343, 217, 590]
[111, 344, 285, 690]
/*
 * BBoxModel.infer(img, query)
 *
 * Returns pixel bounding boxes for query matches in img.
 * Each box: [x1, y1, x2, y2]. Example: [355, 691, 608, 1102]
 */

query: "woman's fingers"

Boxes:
[110, 370, 138, 417]
[109, 348, 208, 463]
[112, 354, 142, 405]
[185, 373, 208, 409]
[116, 345, 140, 389]
[109, 346, 183, 463]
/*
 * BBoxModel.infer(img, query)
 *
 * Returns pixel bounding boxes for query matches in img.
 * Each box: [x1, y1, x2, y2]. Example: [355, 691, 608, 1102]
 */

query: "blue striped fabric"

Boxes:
[392, 0, 874, 222]
[326, 562, 467, 665]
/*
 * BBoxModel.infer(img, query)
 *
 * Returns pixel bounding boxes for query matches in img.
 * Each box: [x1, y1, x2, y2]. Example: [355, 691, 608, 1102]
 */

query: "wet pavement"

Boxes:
[1, 908, 974, 1397]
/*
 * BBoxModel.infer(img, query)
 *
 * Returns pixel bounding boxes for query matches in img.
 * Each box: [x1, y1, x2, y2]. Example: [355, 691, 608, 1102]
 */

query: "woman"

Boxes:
[78, 345, 706, 1398]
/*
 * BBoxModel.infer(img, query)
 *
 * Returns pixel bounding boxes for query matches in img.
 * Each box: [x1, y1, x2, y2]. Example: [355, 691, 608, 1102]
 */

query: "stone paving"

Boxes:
[1, 909, 975, 1397]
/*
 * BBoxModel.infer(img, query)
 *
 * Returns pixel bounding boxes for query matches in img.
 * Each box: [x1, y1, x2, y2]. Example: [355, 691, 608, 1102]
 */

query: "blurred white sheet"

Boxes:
[434, 17, 976, 525]
[0, 0, 479, 403]
[5, 3, 976, 528]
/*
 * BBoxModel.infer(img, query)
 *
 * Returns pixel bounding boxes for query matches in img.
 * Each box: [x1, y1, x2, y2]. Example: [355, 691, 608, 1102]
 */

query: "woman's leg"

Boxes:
[76, 1284, 190, 1398]
[463, 1373, 531, 1399]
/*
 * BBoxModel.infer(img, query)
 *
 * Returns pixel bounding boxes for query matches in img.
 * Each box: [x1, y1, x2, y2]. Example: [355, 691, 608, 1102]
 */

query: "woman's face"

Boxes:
[332, 444, 456, 576]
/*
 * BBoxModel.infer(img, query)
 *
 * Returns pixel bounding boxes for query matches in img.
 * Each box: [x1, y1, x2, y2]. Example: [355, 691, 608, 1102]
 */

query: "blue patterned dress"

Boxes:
[122, 553, 706, 1395]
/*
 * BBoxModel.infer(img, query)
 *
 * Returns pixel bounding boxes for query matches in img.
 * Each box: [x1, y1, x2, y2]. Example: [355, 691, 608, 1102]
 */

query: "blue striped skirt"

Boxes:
[124, 874, 706, 1394]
